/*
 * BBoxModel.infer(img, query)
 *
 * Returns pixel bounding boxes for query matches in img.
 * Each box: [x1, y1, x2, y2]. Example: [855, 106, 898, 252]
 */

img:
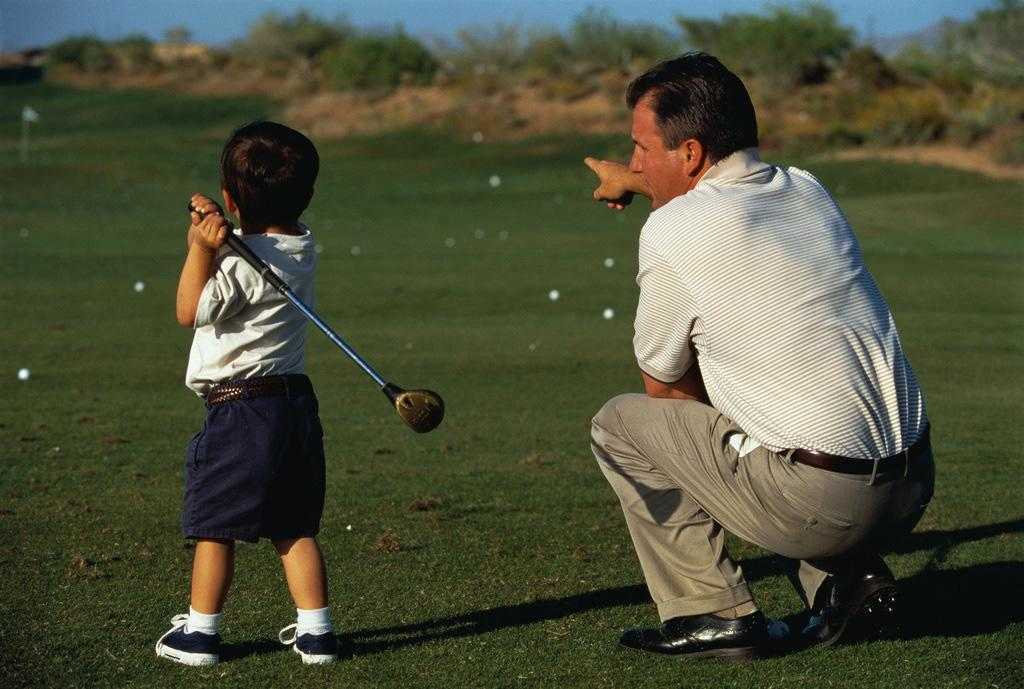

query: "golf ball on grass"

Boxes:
[133, 281, 145, 293]
[19, 227, 29, 238]
[603, 257, 615, 268]
[350, 246, 362, 256]
[488, 175, 502, 188]
[603, 308, 615, 320]
[474, 228, 486, 239]
[17, 368, 30, 381]
[498, 230, 509, 241]
[548, 290, 560, 301]
[445, 237, 456, 248]
[472, 131, 484, 143]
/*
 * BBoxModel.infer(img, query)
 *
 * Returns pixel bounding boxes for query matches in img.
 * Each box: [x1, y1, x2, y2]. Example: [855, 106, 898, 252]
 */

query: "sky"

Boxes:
[0, 0, 996, 53]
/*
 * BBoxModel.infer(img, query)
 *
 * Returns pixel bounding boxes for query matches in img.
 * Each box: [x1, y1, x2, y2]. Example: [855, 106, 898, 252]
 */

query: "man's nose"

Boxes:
[628, 151, 641, 173]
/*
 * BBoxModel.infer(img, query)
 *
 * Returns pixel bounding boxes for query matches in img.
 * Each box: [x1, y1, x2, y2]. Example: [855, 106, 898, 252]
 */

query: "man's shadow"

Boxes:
[220, 517, 1024, 660]
[335, 517, 1024, 657]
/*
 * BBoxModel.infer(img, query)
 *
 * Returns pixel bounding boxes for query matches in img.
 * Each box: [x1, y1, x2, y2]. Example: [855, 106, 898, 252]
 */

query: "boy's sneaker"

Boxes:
[155, 614, 220, 666]
[279, 623, 338, 665]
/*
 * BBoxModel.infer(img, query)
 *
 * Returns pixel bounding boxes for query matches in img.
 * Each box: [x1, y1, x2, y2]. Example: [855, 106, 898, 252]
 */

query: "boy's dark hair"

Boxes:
[626, 52, 758, 162]
[220, 121, 319, 228]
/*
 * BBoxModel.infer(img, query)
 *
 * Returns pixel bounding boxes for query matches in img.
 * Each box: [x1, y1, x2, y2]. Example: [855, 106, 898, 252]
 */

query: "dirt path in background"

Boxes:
[827, 145, 1024, 181]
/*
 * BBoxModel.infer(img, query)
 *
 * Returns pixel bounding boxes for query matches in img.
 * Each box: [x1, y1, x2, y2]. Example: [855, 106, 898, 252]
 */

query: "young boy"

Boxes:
[155, 121, 337, 666]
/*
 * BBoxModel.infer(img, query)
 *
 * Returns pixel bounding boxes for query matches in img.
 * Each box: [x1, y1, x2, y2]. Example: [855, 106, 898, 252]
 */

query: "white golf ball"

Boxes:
[17, 368, 30, 381]
[602, 308, 615, 320]
[445, 237, 456, 248]
[498, 230, 509, 241]
[488, 174, 502, 188]
[314, 243, 325, 254]
[548, 289, 560, 302]
[472, 131, 484, 143]
[474, 228, 485, 239]
[528, 342, 537, 351]
[133, 280, 145, 293]
[603, 257, 615, 268]
[19, 227, 29, 238]
[345, 524, 353, 531]
[350, 245, 362, 256]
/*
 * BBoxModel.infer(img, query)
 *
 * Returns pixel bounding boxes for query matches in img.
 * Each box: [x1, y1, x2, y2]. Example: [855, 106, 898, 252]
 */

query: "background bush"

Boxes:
[323, 32, 438, 90]
[232, 10, 352, 64]
[48, 35, 115, 72]
[678, 2, 853, 87]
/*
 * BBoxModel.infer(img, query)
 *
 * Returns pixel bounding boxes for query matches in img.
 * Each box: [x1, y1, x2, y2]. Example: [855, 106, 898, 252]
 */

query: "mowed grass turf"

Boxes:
[1, 83, 1021, 688]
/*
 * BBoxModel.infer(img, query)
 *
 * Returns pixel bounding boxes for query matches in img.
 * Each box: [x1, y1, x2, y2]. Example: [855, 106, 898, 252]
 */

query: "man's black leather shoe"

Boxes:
[619, 611, 767, 660]
[802, 556, 898, 647]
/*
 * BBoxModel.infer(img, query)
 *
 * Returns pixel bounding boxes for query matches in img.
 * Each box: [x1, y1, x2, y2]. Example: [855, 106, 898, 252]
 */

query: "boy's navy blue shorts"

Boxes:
[182, 374, 326, 543]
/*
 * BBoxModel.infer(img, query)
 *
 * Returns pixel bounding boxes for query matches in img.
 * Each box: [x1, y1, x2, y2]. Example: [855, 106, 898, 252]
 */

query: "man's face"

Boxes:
[629, 96, 691, 208]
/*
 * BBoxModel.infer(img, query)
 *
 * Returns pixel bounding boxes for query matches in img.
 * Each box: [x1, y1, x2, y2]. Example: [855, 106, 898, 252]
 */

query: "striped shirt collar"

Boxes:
[698, 147, 770, 186]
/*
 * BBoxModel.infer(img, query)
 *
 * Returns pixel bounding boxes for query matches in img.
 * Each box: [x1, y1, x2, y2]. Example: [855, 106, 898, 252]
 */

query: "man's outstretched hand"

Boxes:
[584, 157, 649, 211]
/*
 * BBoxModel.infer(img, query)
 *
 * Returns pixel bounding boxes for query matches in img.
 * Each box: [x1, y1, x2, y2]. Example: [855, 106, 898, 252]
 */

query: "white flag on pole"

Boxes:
[22, 106, 39, 123]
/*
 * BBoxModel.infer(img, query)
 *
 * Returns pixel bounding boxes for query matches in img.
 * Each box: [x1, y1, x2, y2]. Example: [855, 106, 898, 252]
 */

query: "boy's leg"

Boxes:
[274, 536, 328, 609]
[191, 538, 235, 613]
[156, 538, 233, 665]
[275, 537, 337, 664]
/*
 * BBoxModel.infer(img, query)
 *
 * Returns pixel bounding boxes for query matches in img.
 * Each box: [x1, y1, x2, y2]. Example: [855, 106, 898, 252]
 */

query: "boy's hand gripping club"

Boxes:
[187, 201, 444, 433]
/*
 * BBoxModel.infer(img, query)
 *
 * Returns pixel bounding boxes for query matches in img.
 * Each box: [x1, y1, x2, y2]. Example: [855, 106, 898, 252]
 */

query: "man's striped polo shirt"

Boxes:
[632, 148, 926, 459]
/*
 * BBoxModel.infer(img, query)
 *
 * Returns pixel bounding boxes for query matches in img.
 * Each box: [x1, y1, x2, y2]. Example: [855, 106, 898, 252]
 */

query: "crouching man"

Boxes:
[585, 52, 934, 660]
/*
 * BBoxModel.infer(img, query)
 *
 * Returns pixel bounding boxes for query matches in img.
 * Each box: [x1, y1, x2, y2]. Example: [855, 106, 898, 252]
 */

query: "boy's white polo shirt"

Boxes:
[185, 226, 317, 396]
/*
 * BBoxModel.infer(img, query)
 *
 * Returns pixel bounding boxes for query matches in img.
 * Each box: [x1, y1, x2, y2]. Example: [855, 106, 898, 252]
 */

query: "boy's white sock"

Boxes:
[296, 606, 332, 636]
[188, 607, 222, 636]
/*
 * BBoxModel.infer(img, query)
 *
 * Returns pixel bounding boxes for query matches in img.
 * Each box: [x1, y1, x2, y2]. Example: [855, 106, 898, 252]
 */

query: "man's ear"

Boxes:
[679, 139, 706, 177]
[221, 188, 237, 215]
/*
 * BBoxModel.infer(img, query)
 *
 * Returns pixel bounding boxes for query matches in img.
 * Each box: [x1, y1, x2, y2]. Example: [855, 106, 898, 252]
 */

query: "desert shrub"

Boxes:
[439, 23, 528, 75]
[234, 10, 351, 63]
[993, 126, 1024, 165]
[522, 30, 574, 77]
[569, 7, 678, 70]
[111, 34, 158, 70]
[48, 35, 114, 72]
[858, 88, 949, 145]
[895, 2, 1023, 88]
[678, 2, 853, 87]
[323, 32, 437, 90]
[839, 47, 898, 90]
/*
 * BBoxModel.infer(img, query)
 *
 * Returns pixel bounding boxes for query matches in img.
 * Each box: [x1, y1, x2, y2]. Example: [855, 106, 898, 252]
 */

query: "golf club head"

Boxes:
[382, 383, 445, 433]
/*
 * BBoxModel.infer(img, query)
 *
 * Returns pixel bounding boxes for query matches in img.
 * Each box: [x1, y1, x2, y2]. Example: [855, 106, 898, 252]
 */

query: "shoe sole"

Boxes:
[620, 641, 761, 662]
[819, 583, 899, 648]
[155, 644, 218, 666]
[292, 643, 338, 665]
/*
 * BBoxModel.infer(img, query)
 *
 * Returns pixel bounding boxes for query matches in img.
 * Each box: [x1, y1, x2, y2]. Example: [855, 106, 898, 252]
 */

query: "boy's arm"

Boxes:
[176, 211, 230, 327]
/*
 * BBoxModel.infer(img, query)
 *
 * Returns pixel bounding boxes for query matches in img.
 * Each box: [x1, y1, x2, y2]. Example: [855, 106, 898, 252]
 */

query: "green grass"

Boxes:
[1, 83, 1022, 688]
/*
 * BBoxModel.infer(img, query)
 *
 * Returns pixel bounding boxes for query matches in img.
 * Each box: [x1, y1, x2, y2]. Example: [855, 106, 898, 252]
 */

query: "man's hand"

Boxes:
[584, 157, 650, 211]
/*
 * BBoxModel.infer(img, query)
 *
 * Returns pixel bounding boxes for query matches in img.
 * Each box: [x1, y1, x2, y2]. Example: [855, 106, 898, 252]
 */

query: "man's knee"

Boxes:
[591, 393, 646, 449]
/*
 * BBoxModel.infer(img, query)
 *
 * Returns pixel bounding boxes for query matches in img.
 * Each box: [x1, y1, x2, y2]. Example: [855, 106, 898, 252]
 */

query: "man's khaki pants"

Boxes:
[591, 394, 934, 621]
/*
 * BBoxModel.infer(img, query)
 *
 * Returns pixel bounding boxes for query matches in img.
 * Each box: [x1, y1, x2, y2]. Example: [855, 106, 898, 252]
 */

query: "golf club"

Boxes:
[188, 200, 444, 433]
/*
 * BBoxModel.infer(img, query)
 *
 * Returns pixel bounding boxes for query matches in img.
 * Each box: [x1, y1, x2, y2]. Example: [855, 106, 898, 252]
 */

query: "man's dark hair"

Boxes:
[626, 52, 758, 161]
[220, 121, 319, 228]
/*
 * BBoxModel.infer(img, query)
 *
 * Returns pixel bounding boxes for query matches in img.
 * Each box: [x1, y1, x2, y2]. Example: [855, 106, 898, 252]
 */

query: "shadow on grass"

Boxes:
[220, 638, 284, 661]
[338, 517, 1024, 656]
[342, 584, 651, 656]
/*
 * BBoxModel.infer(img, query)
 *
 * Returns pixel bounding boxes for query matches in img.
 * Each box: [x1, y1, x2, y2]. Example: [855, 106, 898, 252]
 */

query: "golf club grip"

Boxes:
[223, 233, 288, 293]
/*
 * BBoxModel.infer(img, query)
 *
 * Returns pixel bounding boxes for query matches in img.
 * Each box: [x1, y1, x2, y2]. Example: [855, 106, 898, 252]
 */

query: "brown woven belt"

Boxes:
[788, 426, 929, 476]
[206, 374, 312, 406]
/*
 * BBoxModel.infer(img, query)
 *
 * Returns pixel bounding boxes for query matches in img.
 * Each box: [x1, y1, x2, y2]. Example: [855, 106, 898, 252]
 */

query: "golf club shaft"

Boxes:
[223, 233, 388, 389]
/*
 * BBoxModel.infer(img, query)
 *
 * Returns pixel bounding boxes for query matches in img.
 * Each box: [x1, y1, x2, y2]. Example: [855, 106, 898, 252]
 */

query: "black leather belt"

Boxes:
[789, 427, 929, 476]
[206, 374, 312, 406]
